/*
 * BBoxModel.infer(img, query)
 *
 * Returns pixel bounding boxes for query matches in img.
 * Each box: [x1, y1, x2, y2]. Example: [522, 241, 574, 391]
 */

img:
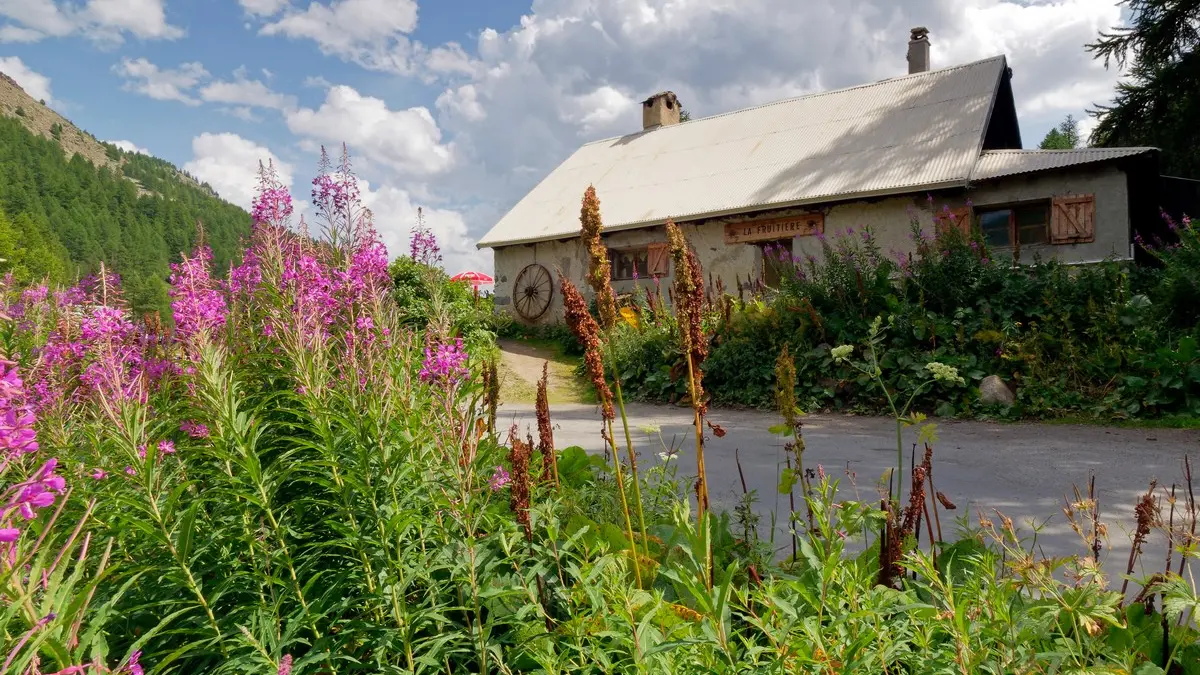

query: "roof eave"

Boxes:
[477, 178, 971, 249]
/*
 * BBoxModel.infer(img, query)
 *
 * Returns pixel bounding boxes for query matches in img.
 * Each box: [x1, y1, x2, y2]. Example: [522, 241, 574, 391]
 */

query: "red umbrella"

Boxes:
[450, 271, 494, 287]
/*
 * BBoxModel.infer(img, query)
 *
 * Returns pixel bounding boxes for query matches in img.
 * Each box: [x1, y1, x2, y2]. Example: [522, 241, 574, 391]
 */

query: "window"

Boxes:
[609, 249, 648, 280]
[758, 240, 792, 287]
[609, 243, 669, 280]
[975, 202, 1050, 247]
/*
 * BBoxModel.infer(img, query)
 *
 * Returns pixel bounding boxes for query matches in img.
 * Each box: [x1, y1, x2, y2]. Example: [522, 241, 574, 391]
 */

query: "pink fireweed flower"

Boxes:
[157, 440, 176, 455]
[251, 161, 294, 227]
[1, 360, 39, 456]
[180, 420, 209, 438]
[277, 654, 293, 675]
[91, 469, 107, 480]
[420, 339, 469, 386]
[169, 245, 228, 342]
[489, 465, 511, 491]
[409, 207, 442, 268]
[137, 445, 147, 459]
[124, 650, 144, 675]
[124, 466, 135, 476]
[0, 527, 19, 542]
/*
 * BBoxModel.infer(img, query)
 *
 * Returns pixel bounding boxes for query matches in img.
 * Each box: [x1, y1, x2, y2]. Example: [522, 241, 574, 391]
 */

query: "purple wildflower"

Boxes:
[1, 360, 39, 456]
[91, 469, 107, 481]
[157, 440, 176, 455]
[125, 650, 144, 675]
[169, 245, 227, 343]
[410, 207, 442, 268]
[489, 465, 511, 491]
[277, 655, 293, 675]
[251, 161, 294, 227]
[180, 420, 209, 438]
[420, 339, 469, 385]
[0, 528, 18, 542]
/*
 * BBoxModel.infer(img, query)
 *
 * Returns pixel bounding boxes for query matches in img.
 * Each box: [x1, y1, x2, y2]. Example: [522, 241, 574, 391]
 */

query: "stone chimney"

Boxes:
[907, 27, 930, 74]
[642, 91, 681, 130]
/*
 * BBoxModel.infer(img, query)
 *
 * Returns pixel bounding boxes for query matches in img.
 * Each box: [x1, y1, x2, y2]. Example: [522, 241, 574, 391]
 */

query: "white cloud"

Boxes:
[425, 43, 479, 77]
[412, 0, 1129, 259]
[286, 85, 454, 175]
[220, 106, 261, 122]
[0, 56, 52, 103]
[435, 83, 484, 122]
[0, 25, 46, 43]
[84, 0, 183, 40]
[0, 0, 183, 43]
[109, 139, 149, 154]
[258, 0, 420, 73]
[199, 74, 296, 110]
[357, 178, 484, 274]
[114, 57, 208, 105]
[238, 0, 290, 17]
[114, 59, 294, 116]
[183, 132, 293, 209]
[302, 74, 331, 88]
[0, 0, 74, 42]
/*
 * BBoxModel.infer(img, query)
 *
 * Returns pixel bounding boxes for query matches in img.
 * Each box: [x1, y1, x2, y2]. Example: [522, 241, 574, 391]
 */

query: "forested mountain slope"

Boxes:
[0, 71, 250, 316]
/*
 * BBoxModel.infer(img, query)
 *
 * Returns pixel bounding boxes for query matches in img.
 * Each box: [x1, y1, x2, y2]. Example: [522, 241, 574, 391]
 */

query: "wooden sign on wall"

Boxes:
[723, 213, 824, 244]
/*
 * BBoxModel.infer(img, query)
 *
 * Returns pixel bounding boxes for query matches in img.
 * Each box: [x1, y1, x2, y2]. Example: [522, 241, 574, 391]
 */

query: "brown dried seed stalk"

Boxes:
[559, 275, 614, 419]
[580, 185, 618, 329]
[507, 426, 533, 540]
[536, 361, 558, 484]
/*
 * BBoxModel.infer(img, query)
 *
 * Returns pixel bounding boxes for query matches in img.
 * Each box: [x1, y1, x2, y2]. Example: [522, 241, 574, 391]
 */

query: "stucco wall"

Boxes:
[491, 164, 1133, 324]
[492, 219, 753, 325]
[968, 163, 1132, 264]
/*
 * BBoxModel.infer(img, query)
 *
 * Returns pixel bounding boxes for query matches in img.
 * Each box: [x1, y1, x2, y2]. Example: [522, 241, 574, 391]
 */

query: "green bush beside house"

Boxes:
[593, 216, 1200, 420]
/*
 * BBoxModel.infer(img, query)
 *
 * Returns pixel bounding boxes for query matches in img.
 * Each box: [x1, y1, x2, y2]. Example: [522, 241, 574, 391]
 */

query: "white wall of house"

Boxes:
[969, 163, 1132, 264]
[490, 164, 1133, 324]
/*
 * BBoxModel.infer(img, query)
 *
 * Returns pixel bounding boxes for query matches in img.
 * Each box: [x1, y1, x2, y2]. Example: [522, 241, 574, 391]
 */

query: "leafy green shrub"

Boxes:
[612, 213, 1198, 420]
[390, 254, 498, 355]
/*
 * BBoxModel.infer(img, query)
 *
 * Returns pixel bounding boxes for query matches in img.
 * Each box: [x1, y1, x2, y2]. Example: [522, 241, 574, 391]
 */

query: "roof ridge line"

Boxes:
[582, 55, 1008, 147]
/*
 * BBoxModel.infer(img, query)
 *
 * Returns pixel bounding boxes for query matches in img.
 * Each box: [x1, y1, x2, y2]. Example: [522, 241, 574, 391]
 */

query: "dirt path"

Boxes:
[497, 339, 592, 405]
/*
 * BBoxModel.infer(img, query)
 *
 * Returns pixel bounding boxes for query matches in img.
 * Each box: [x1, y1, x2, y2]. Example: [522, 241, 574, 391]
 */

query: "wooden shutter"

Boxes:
[935, 207, 972, 236]
[647, 243, 670, 277]
[1050, 195, 1096, 244]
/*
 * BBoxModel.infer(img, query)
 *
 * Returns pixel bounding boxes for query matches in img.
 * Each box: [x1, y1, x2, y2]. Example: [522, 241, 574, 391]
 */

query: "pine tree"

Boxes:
[1039, 115, 1082, 149]
[1088, 0, 1200, 176]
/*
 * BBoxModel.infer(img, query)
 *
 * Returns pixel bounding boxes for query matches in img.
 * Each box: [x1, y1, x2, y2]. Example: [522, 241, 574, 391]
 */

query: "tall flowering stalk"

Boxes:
[580, 186, 618, 329]
[409, 207, 443, 268]
[560, 275, 640, 584]
[507, 427, 533, 540]
[578, 186, 648, 563]
[775, 345, 811, 536]
[169, 242, 228, 359]
[666, 221, 710, 509]
[666, 220, 713, 588]
[536, 362, 558, 485]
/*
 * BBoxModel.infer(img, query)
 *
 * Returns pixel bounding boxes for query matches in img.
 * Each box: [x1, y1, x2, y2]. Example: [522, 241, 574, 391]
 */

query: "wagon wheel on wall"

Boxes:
[513, 263, 553, 321]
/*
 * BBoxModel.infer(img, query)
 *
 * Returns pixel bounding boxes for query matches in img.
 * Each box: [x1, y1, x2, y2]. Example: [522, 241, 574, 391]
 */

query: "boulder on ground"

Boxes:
[979, 375, 1015, 407]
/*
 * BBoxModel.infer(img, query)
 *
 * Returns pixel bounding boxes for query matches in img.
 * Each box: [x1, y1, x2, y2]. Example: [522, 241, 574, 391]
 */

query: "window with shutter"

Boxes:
[1050, 195, 1096, 244]
[974, 202, 1050, 246]
[935, 207, 972, 236]
[646, 243, 670, 277]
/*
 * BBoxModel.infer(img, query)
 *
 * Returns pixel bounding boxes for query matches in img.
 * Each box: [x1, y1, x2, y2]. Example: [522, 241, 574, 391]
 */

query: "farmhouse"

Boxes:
[477, 28, 1160, 324]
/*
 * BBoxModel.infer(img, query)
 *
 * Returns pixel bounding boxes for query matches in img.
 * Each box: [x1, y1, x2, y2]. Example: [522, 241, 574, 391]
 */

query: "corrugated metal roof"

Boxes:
[971, 147, 1155, 181]
[479, 56, 1008, 248]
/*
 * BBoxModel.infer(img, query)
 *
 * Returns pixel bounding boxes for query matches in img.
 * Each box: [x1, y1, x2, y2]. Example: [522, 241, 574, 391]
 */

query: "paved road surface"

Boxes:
[500, 401, 1200, 580]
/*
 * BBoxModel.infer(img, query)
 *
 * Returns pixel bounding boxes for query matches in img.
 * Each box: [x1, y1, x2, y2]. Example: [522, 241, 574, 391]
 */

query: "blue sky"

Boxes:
[1, 0, 1130, 273]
